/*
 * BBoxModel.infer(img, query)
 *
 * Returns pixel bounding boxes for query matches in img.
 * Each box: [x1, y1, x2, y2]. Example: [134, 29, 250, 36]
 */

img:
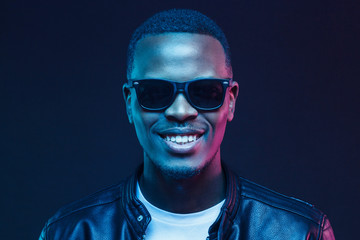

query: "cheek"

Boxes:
[131, 101, 159, 145]
[206, 107, 229, 137]
[204, 96, 231, 146]
[211, 97, 230, 128]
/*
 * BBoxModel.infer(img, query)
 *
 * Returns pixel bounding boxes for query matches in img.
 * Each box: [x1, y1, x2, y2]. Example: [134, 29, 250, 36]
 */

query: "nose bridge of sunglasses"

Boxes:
[166, 92, 198, 115]
[172, 82, 188, 101]
[175, 82, 195, 102]
[173, 82, 186, 92]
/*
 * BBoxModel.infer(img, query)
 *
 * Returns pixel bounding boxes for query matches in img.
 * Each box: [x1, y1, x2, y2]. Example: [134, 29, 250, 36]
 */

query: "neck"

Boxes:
[139, 152, 226, 213]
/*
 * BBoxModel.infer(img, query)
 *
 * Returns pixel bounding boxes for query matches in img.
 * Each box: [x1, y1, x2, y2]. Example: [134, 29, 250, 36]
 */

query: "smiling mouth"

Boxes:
[160, 134, 203, 145]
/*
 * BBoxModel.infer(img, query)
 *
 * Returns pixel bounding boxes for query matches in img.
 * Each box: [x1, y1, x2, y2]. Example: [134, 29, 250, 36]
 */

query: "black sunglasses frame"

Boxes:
[127, 78, 232, 111]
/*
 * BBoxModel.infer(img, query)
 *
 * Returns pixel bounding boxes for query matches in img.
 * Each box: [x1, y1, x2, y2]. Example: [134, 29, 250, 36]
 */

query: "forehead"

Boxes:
[131, 33, 229, 81]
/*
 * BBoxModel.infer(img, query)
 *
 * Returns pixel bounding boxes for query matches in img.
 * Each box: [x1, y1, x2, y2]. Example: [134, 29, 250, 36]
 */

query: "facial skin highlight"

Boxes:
[124, 33, 238, 180]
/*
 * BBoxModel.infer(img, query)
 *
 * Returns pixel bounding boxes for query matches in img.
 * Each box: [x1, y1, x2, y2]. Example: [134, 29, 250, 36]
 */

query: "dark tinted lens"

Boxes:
[188, 80, 224, 109]
[136, 80, 173, 109]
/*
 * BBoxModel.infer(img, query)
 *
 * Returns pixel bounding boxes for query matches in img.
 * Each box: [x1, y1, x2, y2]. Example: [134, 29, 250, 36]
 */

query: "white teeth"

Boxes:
[163, 134, 200, 144]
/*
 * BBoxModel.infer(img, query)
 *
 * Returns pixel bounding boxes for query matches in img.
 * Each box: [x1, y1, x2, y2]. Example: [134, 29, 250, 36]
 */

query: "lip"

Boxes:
[157, 134, 203, 154]
[156, 128, 205, 154]
[157, 127, 205, 136]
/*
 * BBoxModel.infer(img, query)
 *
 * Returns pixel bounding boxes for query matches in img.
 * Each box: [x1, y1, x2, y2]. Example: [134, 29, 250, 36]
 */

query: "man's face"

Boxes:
[124, 33, 238, 178]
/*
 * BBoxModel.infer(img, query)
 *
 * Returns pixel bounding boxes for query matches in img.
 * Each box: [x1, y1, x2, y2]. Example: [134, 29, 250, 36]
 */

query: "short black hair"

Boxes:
[127, 9, 232, 79]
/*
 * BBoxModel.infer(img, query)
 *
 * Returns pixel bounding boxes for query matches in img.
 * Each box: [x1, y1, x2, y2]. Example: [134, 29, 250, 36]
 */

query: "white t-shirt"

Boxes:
[136, 183, 225, 240]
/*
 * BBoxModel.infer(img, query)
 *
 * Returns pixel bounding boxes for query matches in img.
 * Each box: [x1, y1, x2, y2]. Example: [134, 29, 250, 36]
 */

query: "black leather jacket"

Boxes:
[39, 165, 335, 239]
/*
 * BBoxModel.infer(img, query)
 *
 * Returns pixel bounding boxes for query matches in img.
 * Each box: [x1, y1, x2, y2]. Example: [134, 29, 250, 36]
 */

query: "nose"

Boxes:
[164, 93, 198, 122]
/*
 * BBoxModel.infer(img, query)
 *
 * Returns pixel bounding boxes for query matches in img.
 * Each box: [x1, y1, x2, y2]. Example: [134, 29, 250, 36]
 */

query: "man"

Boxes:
[39, 9, 335, 239]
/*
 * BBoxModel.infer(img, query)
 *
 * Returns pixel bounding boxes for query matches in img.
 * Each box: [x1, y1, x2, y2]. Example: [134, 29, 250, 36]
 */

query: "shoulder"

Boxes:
[237, 176, 325, 223]
[46, 182, 125, 227]
[226, 174, 335, 239]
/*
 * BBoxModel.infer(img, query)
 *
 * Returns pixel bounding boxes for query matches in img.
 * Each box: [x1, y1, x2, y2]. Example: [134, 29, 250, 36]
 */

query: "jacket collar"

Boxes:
[121, 164, 151, 238]
[121, 163, 241, 239]
[213, 163, 241, 239]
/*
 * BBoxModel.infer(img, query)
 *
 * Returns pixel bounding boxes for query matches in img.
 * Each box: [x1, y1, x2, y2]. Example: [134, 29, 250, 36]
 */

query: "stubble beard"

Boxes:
[145, 148, 220, 180]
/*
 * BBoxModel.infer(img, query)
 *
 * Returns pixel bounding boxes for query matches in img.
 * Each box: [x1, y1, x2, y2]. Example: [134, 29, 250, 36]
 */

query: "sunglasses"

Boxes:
[127, 78, 231, 111]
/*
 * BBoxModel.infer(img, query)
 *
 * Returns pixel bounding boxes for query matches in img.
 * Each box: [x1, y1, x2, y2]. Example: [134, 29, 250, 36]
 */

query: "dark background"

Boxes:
[2, 0, 359, 239]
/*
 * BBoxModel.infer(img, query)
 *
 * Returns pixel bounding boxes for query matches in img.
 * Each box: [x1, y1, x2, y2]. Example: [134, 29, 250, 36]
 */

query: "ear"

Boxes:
[122, 83, 133, 124]
[227, 80, 239, 122]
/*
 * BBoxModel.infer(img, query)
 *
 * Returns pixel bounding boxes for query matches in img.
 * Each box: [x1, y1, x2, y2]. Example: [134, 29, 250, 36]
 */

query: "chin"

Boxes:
[156, 156, 211, 180]
[159, 165, 202, 180]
